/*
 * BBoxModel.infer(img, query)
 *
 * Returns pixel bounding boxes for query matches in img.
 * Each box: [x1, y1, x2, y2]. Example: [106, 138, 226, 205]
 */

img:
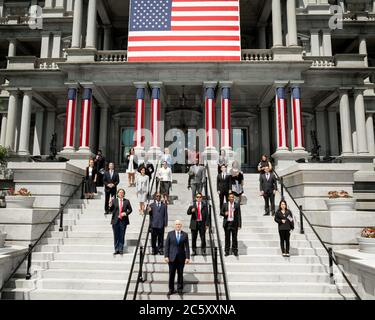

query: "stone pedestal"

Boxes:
[279, 163, 375, 249]
[66, 48, 97, 63]
[272, 150, 309, 170]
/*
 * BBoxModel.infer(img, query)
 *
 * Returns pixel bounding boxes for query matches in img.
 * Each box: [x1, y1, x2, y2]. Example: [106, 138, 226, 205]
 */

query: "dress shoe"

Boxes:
[119, 251, 123, 255]
[225, 252, 230, 257]
[159, 249, 164, 255]
[113, 251, 120, 255]
[192, 250, 197, 256]
[167, 289, 176, 296]
[152, 251, 157, 255]
[202, 250, 206, 256]
[177, 289, 183, 295]
[285, 253, 290, 257]
[233, 251, 239, 257]
[263, 213, 270, 216]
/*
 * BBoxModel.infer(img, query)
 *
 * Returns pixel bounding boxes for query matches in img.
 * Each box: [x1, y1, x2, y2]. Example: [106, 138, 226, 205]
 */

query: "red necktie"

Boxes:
[197, 202, 201, 221]
[119, 199, 123, 220]
[229, 203, 233, 220]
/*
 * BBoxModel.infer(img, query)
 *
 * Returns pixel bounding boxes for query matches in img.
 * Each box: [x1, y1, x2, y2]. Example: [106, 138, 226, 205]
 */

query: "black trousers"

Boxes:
[168, 258, 185, 290]
[219, 191, 229, 210]
[263, 192, 275, 215]
[191, 223, 206, 251]
[151, 227, 164, 252]
[104, 187, 117, 212]
[279, 230, 291, 254]
[224, 227, 238, 254]
[112, 221, 127, 252]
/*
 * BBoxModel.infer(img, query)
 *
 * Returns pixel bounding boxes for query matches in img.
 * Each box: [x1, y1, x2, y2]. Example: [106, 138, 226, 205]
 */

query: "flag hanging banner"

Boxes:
[127, 0, 241, 62]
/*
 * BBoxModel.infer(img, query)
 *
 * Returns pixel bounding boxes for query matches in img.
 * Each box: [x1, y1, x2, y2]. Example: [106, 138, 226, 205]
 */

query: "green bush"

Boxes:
[0, 145, 8, 165]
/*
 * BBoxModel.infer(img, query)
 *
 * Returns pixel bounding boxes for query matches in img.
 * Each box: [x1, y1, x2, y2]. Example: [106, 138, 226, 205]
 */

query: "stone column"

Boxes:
[149, 82, 162, 152]
[258, 25, 267, 49]
[63, 87, 77, 151]
[204, 82, 216, 150]
[43, 111, 56, 155]
[272, 0, 283, 47]
[275, 87, 289, 151]
[5, 91, 19, 152]
[134, 83, 146, 152]
[44, 0, 53, 8]
[98, 105, 108, 155]
[354, 89, 369, 154]
[322, 29, 332, 56]
[310, 30, 320, 56]
[260, 105, 270, 157]
[290, 87, 305, 151]
[328, 110, 339, 156]
[18, 91, 33, 156]
[67, 0, 74, 12]
[0, 114, 7, 146]
[86, 0, 97, 49]
[71, 0, 83, 48]
[220, 83, 232, 151]
[0, 0, 4, 18]
[373, 0, 375, 13]
[359, 37, 368, 67]
[32, 109, 44, 156]
[286, 0, 298, 46]
[55, 0, 65, 10]
[79, 88, 93, 152]
[339, 90, 353, 155]
[366, 113, 375, 155]
[40, 32, 50, 58]
[103, 25, 112, 50]
[52, 32, 62, 58]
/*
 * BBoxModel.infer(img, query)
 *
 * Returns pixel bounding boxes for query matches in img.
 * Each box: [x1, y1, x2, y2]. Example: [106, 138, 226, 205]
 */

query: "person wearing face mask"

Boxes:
[103, 162, 120, 215]
[217, 164, 231, 211]
[148, 193, 168, 255]
[274, 200, 294, 257]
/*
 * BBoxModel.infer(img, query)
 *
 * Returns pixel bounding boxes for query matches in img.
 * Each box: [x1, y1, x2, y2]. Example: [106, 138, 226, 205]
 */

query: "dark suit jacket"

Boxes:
[109, 198, 132, 225]
[149, 201, 168, 229]
[259, 172, 278, 194]
[217, 173, 231, 194]
[220, 202, 242, 229]
[165, 230, 190, 262]
[85, 167, 97, 179]
[275, 209, 294, 231]
[187, 201, 210, 230]
[103, 171, 120, 192]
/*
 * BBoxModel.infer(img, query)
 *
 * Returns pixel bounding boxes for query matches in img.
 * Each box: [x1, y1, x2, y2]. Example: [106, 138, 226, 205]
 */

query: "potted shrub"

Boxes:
[358, 228, 375, 254]
[325, 190, 357, 211]
[6, 187, 35, 209]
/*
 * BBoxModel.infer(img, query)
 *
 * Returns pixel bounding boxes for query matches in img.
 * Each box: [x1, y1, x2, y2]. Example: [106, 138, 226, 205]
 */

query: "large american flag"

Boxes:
[127, 0, 241, 62]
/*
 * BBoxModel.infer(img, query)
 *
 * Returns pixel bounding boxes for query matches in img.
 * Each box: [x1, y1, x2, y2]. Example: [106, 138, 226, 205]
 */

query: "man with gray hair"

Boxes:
[164, 220, 190, 295]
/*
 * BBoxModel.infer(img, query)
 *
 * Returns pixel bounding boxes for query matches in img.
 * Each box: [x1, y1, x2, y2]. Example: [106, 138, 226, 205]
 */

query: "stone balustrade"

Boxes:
[0, 15, 30, 25]
[36, 58, 66, 70]
[242, 49, 274, 62]
[95, 50, 128, 62]
[304, 56, 336, 68]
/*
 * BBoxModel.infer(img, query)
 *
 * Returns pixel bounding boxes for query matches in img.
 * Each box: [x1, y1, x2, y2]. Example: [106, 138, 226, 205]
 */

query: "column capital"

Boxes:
[134, 81, 147, 89]
[273, 81, 288, 88]
[203, 81, 217, 89]
[65, 82, 80, 89]
[80, 82, 95, 89]
[52, 31, 62, 36]
[219, 81, 233, 89]
[149, 81, 163, 89]
[289, 80, 304, 88]
[40, 31, 51, 36]
[19, 88, 33, 96]
[353, 87, 367, 94]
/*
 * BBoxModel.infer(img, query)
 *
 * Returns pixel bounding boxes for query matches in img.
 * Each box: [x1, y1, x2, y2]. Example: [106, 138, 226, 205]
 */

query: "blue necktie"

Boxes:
[177, 232, 180, 244]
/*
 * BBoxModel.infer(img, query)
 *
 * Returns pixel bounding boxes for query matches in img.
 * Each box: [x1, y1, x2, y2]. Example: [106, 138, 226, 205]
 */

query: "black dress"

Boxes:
[85, 167, 97, 194]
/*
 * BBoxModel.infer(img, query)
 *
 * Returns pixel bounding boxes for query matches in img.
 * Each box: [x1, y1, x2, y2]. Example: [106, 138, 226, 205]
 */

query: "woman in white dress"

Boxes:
[158, 161, 172, 204]
[126, 147, 138, 187]
[136, 167, 149, 215]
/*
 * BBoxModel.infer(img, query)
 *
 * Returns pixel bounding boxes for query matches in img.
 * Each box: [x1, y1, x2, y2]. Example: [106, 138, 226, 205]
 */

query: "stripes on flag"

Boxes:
[64, 88, 76, 148]
[80, 88, 92, 148]
[276, 87, 288, 149]
[128, 0, 241, 62]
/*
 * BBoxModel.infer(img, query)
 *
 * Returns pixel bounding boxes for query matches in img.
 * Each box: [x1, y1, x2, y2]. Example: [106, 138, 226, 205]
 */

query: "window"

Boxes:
[120, 127, 134, 164]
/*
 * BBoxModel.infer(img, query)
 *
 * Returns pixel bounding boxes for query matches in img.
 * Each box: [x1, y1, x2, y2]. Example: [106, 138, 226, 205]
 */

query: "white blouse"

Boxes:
[158, 167, 172, 182]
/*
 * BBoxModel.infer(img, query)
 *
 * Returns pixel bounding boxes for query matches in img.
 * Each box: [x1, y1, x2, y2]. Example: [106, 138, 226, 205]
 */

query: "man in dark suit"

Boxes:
[259, 166, 278, 216]
[221, 193, 242, 256]
[164, 220, 190, 295]
[187, 158, 206, 201]
[109, 188, 132, 255]
[217, 164, 231, 210]
[103, 162, 120, 215]
[187, 192, 210, 256]
[94, 149, 106, 187]
[148, 193, 168, 255]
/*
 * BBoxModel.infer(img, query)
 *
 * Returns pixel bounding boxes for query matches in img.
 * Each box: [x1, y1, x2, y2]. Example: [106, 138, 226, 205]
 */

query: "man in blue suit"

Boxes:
[148, 193, 168, 255]
[164, 220, 190, 295]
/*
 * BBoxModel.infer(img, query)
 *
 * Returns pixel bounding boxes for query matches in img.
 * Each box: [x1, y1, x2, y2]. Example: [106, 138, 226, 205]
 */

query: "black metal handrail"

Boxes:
[205, 163, 230, 300]
[123, 161, 159, 300]
[273, 169, 361, 300]
[0, 176, 85, 294]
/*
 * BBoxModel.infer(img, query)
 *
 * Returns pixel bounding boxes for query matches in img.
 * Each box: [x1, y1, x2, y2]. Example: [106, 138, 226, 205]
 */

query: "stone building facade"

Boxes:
[0, 0, 374, 171]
